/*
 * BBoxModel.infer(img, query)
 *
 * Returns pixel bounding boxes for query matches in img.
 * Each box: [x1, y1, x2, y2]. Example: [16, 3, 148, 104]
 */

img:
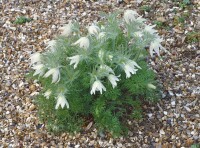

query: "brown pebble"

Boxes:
[157, 17, 166, 22]
[152, 132, 160, 138]
[29, 104, 36, 111]
[26, 97, 31, 103]
[185, 138, 194, 146]
[29, 84, 36, 91]
[7, 49, 12, 54]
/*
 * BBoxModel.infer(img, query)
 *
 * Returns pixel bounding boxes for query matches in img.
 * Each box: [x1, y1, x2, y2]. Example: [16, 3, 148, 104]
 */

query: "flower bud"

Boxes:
[147, 83, 156, 89]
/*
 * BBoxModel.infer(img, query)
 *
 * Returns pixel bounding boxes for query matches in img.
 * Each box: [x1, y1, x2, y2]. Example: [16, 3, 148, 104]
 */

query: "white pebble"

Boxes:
[192, 74, 195, 78]
[176, 94, 182, 97]
[171, 101, 176, 106]
[75, 145, 80, 148]
[148, 113, 153, 118]
[82, 12, 87, 17]
[51, 25, 56, 29]
[184, 106, 191, 112]
[174, 113, 180, 118]
[168, 90, 174, 96]
[160, 129, 165, 135]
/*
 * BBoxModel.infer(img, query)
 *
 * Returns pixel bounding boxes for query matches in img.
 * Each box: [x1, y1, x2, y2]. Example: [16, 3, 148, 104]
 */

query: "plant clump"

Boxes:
[28, 10, 167, 136]
[13, 16, 32, 24]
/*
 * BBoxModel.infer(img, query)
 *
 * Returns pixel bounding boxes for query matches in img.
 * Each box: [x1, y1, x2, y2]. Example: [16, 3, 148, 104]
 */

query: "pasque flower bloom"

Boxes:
[46, 40, 56, 52]
[32, 64, 45, 76]
[59, 22, 72, 37]
[144, 25, 157, 34]
[90, 79, 106, 95]
[44, 89, 52, 99]
[69, 55, 80, 69]
[88, 25, 100, 35]
[108, 74, 120, 88]
[122, 60, 141, 78]
[30, 52, 41, 65]
[44, 67, 60, 83]
[124, 10, 139, 24]
[149, 38, 166, 57]
[72, 37, 90, 49]
[55, 93, 69, 109]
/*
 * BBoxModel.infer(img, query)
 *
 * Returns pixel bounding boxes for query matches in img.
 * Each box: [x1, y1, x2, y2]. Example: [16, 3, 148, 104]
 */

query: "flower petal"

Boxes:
[44, 68, 60, 83]
[52, 69, 60, 83]
[108, 74, 120, 88]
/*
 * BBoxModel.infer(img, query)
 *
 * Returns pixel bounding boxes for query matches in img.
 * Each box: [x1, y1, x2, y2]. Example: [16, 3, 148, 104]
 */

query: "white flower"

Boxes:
[69, 55, 80, 69]
[46, 40, 56, 52]
[44, 67, 60, 83]
[32, 64, 45, 76]
[44, 89, 52, 99]
[124, 10, 139, 24]
[97, 32, 106, 40]
[72, 37, 90, 49]
[90, 79, 106, 95]
[122, 60, 141, 78]
[149, 38, 166, 57]
[55, 93, 69, 109]
[144, 25, 157, 34]
[99, 65, 114, 74]
[123, 64, 136, 78]
[30, 52, 41, 65]
[108, 74, 120, 88]
[88, 25, 100, 35]
[59, 22, 72, 37]
[147, 83, 156, 89]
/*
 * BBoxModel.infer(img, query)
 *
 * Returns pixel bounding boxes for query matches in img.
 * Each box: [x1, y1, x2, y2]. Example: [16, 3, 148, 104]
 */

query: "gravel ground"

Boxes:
[0, 0, 199, 147]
